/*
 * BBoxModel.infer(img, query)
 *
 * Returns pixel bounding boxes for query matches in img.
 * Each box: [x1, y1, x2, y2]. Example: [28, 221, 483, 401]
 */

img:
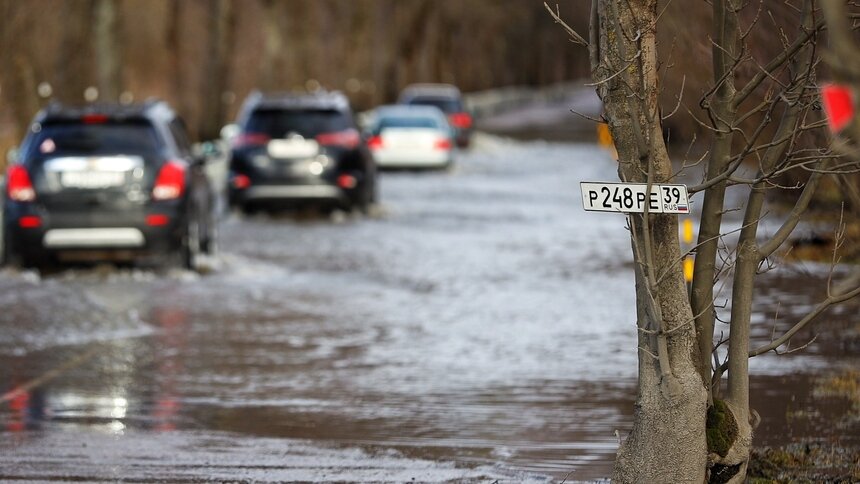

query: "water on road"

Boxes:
[0, 135, 856, 482]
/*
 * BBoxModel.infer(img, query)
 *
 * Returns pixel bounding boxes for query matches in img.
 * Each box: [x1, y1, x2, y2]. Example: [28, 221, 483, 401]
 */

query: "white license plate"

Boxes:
[268, 139, 319, 159]
[61, 171, 126, 189]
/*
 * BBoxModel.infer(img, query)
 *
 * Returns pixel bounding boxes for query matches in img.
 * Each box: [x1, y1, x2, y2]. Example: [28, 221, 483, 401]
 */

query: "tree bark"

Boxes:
[259, 0, 286, 91]
[591, 1, 708, 481]
[93, 0, 121, 102]
[691, 0, 741, 395]
[199, 0, 236, 140]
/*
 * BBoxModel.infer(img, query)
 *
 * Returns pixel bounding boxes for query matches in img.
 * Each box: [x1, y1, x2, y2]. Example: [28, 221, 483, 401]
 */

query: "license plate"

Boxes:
[268, 139, 319, 159]
[61, 171, 126, 189]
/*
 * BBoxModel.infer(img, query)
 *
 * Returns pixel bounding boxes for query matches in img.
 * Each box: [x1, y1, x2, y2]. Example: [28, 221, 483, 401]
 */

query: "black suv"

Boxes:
[3, 101, 216, 270]
[398, 84, 473, 148]
[227, 91, 376, 213]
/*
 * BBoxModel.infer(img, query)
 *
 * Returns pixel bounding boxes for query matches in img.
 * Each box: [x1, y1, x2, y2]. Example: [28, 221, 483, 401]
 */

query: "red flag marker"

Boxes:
[821, 83, 855, 133]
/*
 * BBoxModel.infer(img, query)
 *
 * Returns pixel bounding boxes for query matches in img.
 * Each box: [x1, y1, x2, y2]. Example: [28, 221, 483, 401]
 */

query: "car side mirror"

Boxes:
[220, 124, 240, 143]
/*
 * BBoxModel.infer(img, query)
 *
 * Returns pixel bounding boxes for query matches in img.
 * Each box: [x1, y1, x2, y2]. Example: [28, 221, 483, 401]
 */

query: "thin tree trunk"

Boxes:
[719, 5, 817, 481]
[259, 0, 285, 91]
[93, 0, 121, 102]
[691, 0, 741, 395]
[200, 0, 235, 140]
[166, 0, 184, 110]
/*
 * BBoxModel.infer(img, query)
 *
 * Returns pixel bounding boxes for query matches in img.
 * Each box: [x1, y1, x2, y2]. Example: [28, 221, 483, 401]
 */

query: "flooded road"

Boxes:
[0, 135, 857, 482]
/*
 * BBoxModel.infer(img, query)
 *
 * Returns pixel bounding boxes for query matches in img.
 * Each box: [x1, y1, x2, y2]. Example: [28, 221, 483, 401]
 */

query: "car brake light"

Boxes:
[449, 112, 472, 129]
[152, 161, 186, 200]
[434, 138, 452, 150]
[146, 214, 170, 226]
[19, 216, 42, 228]
[316, 129, 360, 149]
[232, 174, 251, 189]
[7, 165, 36, 202]
[337, 174, 357, 189]
[367, 135, 383, 150]
[233, 132, 271, 148]
[82, 114, 109, 124]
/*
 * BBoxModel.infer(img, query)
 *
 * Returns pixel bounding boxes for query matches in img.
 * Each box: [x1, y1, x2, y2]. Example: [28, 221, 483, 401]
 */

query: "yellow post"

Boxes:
[681, 218, 695, 283]
[597, 123, 613, 147]
[682, 218, 694, 245]
[684, 257, 694, 283]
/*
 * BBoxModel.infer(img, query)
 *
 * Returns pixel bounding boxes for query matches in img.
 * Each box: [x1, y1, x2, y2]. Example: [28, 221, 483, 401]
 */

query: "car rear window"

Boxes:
[376, 116, 442, 132]
[24, 121, 162, 165]
[404, 97, 463, 113]
[245, 109, 352, 138]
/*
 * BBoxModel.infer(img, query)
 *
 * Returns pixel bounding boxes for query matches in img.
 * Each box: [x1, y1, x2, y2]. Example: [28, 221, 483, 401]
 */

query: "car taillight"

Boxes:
[232, 132, 271, 149]
[152, 161, 186, 200]
[316, 129, 360, 149]
[367, 135, 383, 150]
[19, 216, 42, 228]
[232, 174, 251, 189]
[449, 112, 472, 129]
[7, 165, 36, 202]
[337, 174, 358, 189]
[146, 214, 170, 226]
[82, 114, 109, 124]
[434, 138, 453, 150]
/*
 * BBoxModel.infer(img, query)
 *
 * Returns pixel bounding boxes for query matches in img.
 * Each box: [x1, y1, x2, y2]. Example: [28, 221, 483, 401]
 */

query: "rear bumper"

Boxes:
[230, 180, 349, 208]
[4, 202, 185, 262]
[373, 149, 452, 168]
[244, 184, 345, 201]
[43, 228, 146, 249]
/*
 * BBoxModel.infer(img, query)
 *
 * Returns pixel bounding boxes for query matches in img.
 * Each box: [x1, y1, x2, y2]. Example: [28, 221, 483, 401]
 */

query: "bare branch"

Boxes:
[749, 283, 860, 357]
[662, 75, 686, 121]
[733, 15, 825, 107]
[543, 2, 589, 46]
[758, 163, 825, 260]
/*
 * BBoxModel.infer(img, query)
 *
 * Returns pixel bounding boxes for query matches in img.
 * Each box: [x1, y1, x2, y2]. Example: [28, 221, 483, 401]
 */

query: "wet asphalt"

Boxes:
[0, 134, 856, 483]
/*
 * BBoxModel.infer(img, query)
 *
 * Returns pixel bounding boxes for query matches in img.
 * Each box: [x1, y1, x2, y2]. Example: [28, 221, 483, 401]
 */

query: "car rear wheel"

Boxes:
[2, 231, 20, 268]
[201, 219, 218, 256]
[181, 217, 202, 271]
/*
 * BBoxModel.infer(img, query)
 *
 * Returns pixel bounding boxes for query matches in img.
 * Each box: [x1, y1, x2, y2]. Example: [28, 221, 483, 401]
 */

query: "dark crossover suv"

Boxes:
[398, 83, 473, 148]
[227, 90, 377, 213]
[3, 101, 216, 270]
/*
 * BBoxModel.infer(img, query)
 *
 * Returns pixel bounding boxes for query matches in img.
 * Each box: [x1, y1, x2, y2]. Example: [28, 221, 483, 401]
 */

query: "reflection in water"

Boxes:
[0, 301, 191, 437]
[150, 305, 189, 432]
[6, 389, 29, 433]
[0, 139, 857, 482]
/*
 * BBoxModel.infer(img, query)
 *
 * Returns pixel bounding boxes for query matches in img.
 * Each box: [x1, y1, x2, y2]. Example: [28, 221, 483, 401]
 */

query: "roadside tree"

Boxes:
[549, 1, 860, 481]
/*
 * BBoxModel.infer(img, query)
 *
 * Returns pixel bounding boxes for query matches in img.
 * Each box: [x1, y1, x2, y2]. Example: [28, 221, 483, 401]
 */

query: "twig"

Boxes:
[543, 2, 588, 46]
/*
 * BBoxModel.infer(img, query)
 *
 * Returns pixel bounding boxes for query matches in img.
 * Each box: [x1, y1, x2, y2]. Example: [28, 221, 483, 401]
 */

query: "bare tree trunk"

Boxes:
[691, 0, 741, 395]
[166, 0, 185, 110]
[199, 0, 236, 140]
[0, 1, 39, 141]
[93, 0, 121, 102]
[56, 1, 95, 103]
[590, 1, 708, 481]
[259, 0, 286, 91]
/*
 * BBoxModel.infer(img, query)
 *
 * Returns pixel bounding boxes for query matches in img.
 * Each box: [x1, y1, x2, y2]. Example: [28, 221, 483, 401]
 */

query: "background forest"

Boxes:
[0, 0, 854, 213]
[0, 0, 589, 148]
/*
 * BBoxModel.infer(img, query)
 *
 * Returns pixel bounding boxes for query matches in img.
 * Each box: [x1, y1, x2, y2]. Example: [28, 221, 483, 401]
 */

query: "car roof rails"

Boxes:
[251, 89, 350, 110]
[37, 97, 175, 123]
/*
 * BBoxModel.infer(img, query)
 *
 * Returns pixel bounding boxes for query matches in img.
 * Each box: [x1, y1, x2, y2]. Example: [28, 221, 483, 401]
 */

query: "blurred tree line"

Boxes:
[0, 0, 589, 149]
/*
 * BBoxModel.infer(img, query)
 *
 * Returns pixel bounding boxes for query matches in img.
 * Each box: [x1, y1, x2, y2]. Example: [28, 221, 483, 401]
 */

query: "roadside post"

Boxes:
[681, 218, 695, 290]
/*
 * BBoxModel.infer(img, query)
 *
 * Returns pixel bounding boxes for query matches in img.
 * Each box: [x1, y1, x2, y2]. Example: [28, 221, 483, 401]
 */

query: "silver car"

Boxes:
[366, 105, 454, 170]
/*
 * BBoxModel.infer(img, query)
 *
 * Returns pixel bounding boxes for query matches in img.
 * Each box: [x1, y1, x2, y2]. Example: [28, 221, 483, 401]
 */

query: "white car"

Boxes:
[366, 105, 454, 169]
